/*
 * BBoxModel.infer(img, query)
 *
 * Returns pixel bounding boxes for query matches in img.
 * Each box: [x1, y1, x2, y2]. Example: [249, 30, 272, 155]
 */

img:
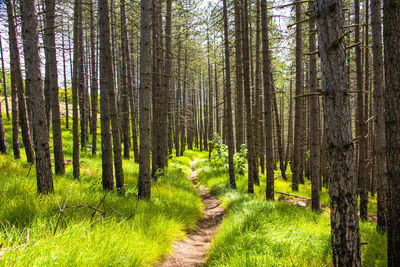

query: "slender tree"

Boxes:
[72, 0, 82, 180]
[6, 0, 35, 163]
[45, 0, 65, 174]
[371, 0, 387, 232]
[292, 0, 304, 191]
[383, 0, 400, 264]
[223, 0, 236, 189]
[309, 1, 320, 212]
[0, 35, 10, 120]
[138, 0, 152, 199]
[261, 0, 274, 200]
[242, 0, 255, 194]
[315, 0, 361, 264]
[21, 0, 54, 194]
[234, 0, 244, 152]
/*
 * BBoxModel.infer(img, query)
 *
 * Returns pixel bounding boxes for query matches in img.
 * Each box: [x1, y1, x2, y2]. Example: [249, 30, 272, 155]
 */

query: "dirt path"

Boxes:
[157, 160, 224, 267]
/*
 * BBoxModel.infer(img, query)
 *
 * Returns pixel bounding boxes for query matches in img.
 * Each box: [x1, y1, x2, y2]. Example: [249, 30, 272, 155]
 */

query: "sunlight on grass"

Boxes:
[194, 156, 387, 267]
[0, 115, 203, 266]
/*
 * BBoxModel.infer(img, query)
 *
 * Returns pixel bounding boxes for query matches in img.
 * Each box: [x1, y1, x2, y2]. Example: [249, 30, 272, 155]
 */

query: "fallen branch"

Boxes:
[275, 191, 310, 200]
[53, 184, 73, 235]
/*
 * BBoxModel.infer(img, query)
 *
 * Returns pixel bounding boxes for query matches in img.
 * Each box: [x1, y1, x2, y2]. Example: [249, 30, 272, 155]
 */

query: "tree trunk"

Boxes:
[234, 0, 244, 153]
[292, 0, 304, 191]
[129, 38, 139, 163]
[45, 0, 65, 175]
[371, 0, 387, 232]
[0, 35, 9, 120]
[383, 0, 400, 264]
[261, 0, 274, 200]
[223, 0, 236, 190]
[90, 0, 98, 155]
[315, 0, 361, 265]
[138, 0, 152, 200]
[61, 16, 69, 130]
[6, 0, 35, 164]
[309, 1, 320, 212]
[99, 0, 124, 191]
[165, 0, 173, 157]
[72, 0, 82, 180]
[21, 0, 54, 194]
[120, 0, 130, 159]
[355, 0, 368, 221]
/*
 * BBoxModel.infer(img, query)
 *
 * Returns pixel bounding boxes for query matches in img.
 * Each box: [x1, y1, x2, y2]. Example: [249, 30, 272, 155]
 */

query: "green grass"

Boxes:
[0, 114, 204, 266]
[194, 157, 387, 267]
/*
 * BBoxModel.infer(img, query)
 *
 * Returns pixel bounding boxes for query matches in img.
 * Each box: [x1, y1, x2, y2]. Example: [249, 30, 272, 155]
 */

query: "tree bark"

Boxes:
[21, 0, 54, 194]
[223, 0, 236, 189]
[309, 1, 320, 212]
[261, 0, 274, 200]
[6, 0, 35, 163]
[292, 0, 304, 191]
[315, 0, 361, 265]
[383, 0, 400, 264]
[234, 0, 244, 152]
[354, 0, 368, 221]
[45, 0, 65, 175]
[371, 0, 387, 232]
[99, 0, 124, 191]
[138, 0, 152, 200]
[0, 35, 10, 120]
[90, 0, 98, 155]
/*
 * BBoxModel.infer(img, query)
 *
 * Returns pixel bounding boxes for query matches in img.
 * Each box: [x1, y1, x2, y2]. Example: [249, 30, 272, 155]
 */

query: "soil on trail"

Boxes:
[157, 160, 224, 267]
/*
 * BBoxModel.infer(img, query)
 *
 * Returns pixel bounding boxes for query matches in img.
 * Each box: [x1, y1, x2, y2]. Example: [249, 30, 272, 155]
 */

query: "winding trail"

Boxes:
[157, 160, 225, 267]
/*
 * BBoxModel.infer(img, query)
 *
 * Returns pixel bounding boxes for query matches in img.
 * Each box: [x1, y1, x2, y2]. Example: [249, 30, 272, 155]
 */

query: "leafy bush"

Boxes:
[209, 135, 247, 175]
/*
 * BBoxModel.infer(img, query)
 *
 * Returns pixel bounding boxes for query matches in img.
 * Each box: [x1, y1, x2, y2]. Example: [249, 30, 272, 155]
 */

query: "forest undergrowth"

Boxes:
[195, 155, 387, 266]
[0, 117, 204, 266]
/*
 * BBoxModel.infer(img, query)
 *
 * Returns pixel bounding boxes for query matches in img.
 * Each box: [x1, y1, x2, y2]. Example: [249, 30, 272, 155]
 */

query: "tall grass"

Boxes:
[194, 157, 387, 267]
[0, 114, 203, 266]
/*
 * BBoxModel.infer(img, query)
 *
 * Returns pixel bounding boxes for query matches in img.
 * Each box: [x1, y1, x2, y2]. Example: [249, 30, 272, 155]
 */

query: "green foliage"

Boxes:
[209, 135, 247, 175]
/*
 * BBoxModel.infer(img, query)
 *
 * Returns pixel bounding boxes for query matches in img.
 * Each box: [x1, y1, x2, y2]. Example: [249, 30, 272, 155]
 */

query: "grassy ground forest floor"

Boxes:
[0, 115, 387, 266]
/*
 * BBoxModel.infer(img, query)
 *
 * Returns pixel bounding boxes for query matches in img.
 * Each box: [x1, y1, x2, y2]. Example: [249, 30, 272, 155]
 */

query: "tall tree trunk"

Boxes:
[242, 0, 255, 194]
[223, 0, 236, 189]
[383, 0, 400, 264]
[90, 0, 98, 155]
[45, 0, 65, 174]
[255, 0, 265, 175]
[261, 0, 274, 200]
[309, 2, 320, 212]
[11, 52, 20, 159]
[207, 33, 214, 159]
[315, 0, 361, 265]
[234, 0, 244, 152]
[355, 0, 368, 221]
[0, 97, 6, 153]
[371, 0, 387, 232]
[152, 0, 167, 177]
[285, 77, 293, 171]
[98, 0, 113, 190]
[180, 34, 188, 156]
[72, 0, 82, 180]
[165, 0, 173, 156]
[129, 38, 139, 163]
[120, 0, 130, 159]
[138, 0, 152, 200]
[6, 0, 35, 163]
[293, 0, 304, 191]
[271, 74, 287, 180]
[61, 16, 69, 130]
[99, 0, 124, 190]
[21, 0, 54, 194]
[175, 33, 182, 157]
[0, 35, 10, 120]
